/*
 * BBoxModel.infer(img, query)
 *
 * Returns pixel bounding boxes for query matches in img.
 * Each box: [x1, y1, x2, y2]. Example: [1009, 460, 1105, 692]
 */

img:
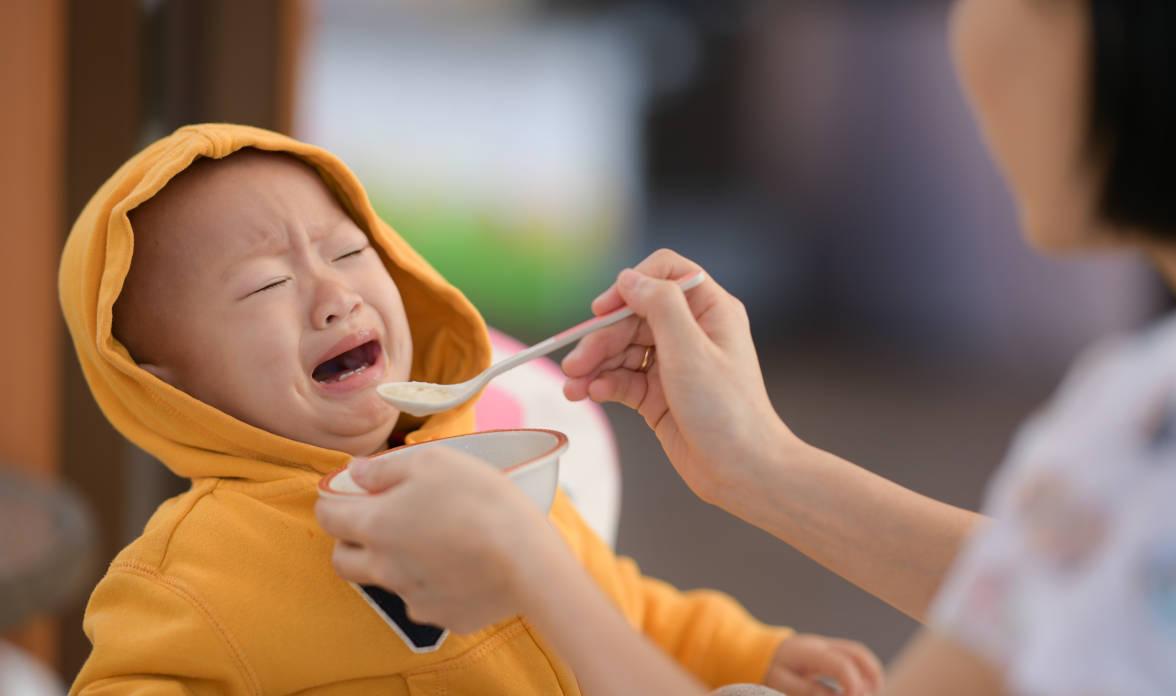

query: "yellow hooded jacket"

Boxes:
[61, 124, 791, 695]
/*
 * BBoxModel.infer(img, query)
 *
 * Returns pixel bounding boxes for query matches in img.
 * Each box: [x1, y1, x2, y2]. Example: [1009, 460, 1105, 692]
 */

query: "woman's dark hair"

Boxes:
[1089, 0, 1176, 239]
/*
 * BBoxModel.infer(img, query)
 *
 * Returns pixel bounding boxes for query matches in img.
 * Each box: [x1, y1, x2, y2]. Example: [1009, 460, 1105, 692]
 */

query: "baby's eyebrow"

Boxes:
[314, 218, 362, 243]
[225, 218, 356, 275]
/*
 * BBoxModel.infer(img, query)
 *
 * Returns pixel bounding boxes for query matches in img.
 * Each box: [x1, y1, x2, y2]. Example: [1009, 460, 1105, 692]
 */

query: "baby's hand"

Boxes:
[763, 633, 883, 696]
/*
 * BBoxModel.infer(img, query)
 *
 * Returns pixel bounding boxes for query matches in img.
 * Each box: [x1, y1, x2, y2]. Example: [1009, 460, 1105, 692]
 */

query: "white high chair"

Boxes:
[474, 329, 621, 548]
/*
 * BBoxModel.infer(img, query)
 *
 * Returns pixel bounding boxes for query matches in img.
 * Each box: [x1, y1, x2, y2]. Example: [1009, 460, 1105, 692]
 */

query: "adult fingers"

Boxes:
[348, 455, 413, 493]
[316, 498, 370, 544]
[571, 344, 654, 387]
[330, 542, 378, 586]
[613, 270, 708, 367]
[569, 248, 712, 376]
[563, 375, 593, 402]
[586, 368, 650, 410]
[589, 249, 706, 315]
[563, 345, 660, 401]
[561, 314, 643, 379]
[568, 254, 737, 382]
[401, 593, 445, 630]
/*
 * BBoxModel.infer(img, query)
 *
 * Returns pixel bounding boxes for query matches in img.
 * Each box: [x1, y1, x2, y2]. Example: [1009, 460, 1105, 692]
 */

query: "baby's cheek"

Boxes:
[369, 297, 412, 379]
[253, 331, 292, 365]
[220, 319, 301, 397]
[233, 308, 294, 357]
[386, 331, 413, 382]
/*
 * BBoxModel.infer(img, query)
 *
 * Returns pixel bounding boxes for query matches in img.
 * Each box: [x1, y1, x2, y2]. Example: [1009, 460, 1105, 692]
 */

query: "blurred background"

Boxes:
[2, 0, 1169, 689]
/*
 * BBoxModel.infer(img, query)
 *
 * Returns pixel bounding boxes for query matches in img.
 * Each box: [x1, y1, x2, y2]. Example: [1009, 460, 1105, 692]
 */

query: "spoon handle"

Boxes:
[483, 271, 707, 381]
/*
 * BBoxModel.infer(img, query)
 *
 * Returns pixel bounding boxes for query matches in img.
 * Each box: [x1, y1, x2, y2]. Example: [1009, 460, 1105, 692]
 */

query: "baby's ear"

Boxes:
[139, 363, 178, 386]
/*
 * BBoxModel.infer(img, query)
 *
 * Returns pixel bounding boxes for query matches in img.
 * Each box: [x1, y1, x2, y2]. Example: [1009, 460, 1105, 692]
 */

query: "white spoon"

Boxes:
[378, 271, 707, 417]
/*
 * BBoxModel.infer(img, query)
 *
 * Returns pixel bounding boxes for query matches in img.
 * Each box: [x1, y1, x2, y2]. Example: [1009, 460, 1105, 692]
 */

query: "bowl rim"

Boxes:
[318, 428, 569, 498]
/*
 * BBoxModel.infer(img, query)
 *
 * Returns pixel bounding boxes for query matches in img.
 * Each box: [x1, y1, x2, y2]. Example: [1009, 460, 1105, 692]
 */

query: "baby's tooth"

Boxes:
[334, 364, 367, 383]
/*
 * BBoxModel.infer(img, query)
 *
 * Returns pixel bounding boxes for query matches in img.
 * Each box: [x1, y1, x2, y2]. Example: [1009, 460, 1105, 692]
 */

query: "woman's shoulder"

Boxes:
[1002, 312, 1176, 482]
[1050, 311, 1176, 410]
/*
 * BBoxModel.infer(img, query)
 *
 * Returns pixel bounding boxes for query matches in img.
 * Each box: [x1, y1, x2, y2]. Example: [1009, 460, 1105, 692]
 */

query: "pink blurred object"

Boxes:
[476, 329, 620, 547]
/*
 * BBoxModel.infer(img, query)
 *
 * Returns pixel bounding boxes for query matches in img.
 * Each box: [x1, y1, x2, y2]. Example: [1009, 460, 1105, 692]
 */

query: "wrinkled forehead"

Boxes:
[128, 149, 351, 274]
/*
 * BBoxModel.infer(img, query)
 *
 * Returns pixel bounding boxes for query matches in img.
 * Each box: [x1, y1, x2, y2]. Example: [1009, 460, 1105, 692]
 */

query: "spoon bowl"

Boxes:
[376, 380, 477, 417]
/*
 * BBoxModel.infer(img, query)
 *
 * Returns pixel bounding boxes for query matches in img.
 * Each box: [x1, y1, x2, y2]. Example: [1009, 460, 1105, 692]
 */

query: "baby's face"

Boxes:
[120, 151, 412, 455]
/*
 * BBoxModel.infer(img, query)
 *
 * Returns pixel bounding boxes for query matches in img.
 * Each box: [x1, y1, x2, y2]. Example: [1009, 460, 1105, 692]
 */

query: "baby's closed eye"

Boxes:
[332, 245, 370, 262]
[245, 277, 291, 298]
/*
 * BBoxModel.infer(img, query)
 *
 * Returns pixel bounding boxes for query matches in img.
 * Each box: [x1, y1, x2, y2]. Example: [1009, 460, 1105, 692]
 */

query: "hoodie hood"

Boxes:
[59, 123, 491, 482]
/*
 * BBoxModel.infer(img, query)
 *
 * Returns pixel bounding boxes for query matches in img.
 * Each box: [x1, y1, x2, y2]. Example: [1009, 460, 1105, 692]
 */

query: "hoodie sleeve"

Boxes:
[548, 492, 793, 688]
[71, 562, 258, 696]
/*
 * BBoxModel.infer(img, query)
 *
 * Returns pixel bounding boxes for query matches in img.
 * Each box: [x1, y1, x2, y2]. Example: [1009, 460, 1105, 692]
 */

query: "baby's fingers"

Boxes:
[831, 640, 883, 694]
[767, 670, 833, 696]
[804, 649, 866, 696]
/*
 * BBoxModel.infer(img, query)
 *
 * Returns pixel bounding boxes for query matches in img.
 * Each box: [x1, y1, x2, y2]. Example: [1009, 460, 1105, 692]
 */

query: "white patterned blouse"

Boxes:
[932, 315, 1176, 695]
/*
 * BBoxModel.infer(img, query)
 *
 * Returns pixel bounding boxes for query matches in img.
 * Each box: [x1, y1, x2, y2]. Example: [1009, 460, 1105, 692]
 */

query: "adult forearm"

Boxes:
[715, 436, 983, 623]
[519, 542, 707, 696]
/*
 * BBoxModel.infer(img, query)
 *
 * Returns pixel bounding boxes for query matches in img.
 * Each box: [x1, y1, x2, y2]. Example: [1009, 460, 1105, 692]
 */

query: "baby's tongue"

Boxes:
[313, 346, 367, 382]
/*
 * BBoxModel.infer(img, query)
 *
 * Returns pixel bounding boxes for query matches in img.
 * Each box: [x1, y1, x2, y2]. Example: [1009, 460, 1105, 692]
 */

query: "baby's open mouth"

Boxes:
[312, 340, 381, 384]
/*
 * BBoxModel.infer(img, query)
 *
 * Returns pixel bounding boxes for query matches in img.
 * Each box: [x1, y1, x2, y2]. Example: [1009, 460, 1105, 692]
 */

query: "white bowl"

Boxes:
[318, 429, 566, 654]
[318, 428, 567, 513]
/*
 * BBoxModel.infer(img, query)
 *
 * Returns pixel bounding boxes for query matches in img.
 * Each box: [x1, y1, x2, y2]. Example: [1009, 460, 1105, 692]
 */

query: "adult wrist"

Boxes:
[710, 419, 805, 511]
[512, 523, 580, 618]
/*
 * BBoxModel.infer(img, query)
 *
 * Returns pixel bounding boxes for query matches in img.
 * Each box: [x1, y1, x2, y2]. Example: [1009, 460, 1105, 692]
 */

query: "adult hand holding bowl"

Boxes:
[315, 429, 569, 647]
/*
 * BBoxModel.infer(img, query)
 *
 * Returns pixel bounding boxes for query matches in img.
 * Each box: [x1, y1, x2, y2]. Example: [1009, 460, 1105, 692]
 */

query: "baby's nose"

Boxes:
[314, 281, 363, 328]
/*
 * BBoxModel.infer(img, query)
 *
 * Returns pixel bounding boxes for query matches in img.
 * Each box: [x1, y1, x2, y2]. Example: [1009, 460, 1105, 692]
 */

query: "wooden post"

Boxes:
[153, 0, 304, 132]
[0, 0, 66, 669]
[57, 0, 144, 679]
